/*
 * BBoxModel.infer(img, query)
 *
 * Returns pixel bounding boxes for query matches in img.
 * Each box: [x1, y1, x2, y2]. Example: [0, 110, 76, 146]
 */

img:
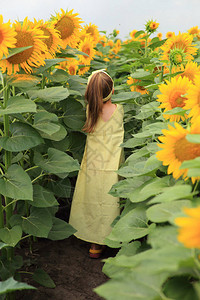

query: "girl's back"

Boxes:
[69, 70, 124, 253]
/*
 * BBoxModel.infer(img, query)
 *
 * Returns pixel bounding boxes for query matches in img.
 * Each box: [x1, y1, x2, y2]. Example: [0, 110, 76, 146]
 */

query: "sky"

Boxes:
[1, 0, 200, 40]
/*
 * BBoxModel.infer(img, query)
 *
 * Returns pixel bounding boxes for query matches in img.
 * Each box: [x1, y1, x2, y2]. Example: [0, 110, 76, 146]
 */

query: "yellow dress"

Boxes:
[69, 103, 124, 245]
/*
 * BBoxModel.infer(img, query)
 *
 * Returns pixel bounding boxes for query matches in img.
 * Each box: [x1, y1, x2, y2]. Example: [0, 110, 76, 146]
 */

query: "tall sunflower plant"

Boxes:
[0, 12, 95, 298]
[94, 26, 200, 300]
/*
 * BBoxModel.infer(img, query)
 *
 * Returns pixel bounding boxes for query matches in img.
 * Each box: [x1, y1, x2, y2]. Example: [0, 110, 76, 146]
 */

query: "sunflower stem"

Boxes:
[144, 38, 148, 58]
[2, 76, 14, 263]
[41, 75, 46, 89]
[193, 180, 199, 193]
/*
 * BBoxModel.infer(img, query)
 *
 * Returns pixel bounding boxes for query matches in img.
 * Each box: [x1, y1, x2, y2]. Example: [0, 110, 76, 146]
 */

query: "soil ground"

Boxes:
[15, 235, 117, 300]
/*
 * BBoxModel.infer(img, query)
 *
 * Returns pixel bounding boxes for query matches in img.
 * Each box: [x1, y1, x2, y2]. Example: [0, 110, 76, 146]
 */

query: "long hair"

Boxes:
[82, 72, 113, 133]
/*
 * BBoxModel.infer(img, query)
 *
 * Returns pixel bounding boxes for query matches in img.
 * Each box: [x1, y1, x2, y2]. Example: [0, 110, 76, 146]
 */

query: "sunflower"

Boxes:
[166, 32, 174, 39]
[130, 30, 138, 39]
[188, 26, 199, 35]
[66, 58, 79, 75]
[98, 35, 107, 47]
[0, 15, 16, 60]
[0, 18, 48, 75]
[160, 32, 198, 63]
[150, 22, 159, 30]
[156, 120, 200, 181]
[177, 61, 200, 83]
[157, 76, 192, 122]
[81, 23, 99, 44]
[78, 37, 96, 63]
[78, 60, 90, 76]
[145, 20, 159, 33]
[169, 48, 186, 66]
[52, 9, 82, 49]
[107, 39, 114, 47]
[175, 206, 200, 248]
[127, 77, 148, 95]
[157, 32, 162, 40]
[183, 75, 200, 122]
[33, 19, 62, 59]
[110, 39, 122, 54]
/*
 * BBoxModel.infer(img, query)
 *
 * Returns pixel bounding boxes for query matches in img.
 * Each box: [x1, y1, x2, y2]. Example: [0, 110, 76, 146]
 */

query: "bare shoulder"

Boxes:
[101, 102, 117, 122]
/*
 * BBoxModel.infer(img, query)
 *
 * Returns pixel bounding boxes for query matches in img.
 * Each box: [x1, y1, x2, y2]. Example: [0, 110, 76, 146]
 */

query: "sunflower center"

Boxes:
[82, 46, 90, 58]
[7, 31, 34, 64]
[55, 16, 74, 39]
[137, 85, 145, 91]
[69, 66, 76, 75]
[86, 27, 94, 36]
[174, 137, 200, 161]
[40, 27, 53, 50]
[170, 90, 187, 108]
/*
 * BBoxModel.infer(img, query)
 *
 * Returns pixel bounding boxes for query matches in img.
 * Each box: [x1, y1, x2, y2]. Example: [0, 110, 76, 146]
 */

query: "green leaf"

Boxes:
[2, 46, 33, 59]
[35, 58, 67, 74]
[7, 74, 40, 88]
[33, 269, 55, 288]
[109, 177, 144, 198]
[95, 272, 166, 300]
[28, 86, 70, 102]
[41, 124, 67, 141]
[0, 122, 44, 152]
[0, 277, 35, 295]
[64, 98, 85, 131]
[181, 157, 200, 169]
[133, 122, 168, 138]
[117, 241, 141, 257]
[146, 200, 191, 223]
[149, 184, 193, 204]
[118, 158, 162, 178]
[107, 206, 154, 243]
[22, 207, 53, 238]
[28, 185, 59, 208]
[186, 134, 200, 143]
[47, 69, 69, 83]
[46, 177, 71, 198]
[0, 226, 22, 247]
[121, 138, 146, 148]
[163, 107, 187, 116]
[0, 96, 36, 115]
[135, 102, 160, 120]
[148, 38, 167, 50]
[112, 92, 141, 103]
[134, 30, 145, 38]
[181, 157, 200, 177]
[163, 276, 199, 300]
[0, 164, 33, 200]
[34, 148, 80, 178]
[126, 148, 149, 162]
[0, 243, 9, 250]
[61, 45, 90, 57]
[48, 217, 76, 241]
[147, 225, 181, 249]
[33, 111, 60, 135]
[131, 69, 154, 80]
[128, 176, 170, 203]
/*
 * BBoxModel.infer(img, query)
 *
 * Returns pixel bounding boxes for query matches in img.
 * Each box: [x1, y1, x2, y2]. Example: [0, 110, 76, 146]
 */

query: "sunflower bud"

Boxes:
[145, 20, 159, 34]
[169, 48, 186, 66]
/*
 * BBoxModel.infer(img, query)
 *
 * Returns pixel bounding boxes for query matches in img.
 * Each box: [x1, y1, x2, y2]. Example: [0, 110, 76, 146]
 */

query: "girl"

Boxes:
[69, 70, 124, 258]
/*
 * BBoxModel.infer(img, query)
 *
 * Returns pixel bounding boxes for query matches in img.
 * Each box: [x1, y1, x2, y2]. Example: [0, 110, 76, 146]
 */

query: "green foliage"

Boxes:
[93, 25, 200, 300]
[0, 277, 35, 295]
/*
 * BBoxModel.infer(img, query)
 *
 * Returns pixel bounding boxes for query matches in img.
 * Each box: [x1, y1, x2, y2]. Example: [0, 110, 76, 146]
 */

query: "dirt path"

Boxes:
[16, 236, 116, 300]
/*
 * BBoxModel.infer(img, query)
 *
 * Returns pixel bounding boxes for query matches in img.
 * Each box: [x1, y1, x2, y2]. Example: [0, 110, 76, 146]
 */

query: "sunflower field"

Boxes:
[0, 8, 200, 300]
